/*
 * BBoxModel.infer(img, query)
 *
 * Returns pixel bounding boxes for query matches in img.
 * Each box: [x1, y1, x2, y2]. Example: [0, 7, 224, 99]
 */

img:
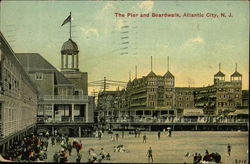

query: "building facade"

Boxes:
[16, 39, 94, 125]
[97, 58, 247, 120]
[194, 65, 243, 115]
[0, 32, 38, 153]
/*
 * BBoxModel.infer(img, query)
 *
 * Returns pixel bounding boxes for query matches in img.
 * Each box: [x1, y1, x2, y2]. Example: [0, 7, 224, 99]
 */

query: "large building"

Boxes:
[97, 57, 247, 120]
[15, 37, 95, 136]
[0, 32, 38, 153]
[194, 64, 243, 115]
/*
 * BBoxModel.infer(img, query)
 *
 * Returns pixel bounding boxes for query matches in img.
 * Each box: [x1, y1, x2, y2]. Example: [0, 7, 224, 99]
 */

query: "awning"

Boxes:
[229, 109, 249, 116]
[183, 108, 204, 116]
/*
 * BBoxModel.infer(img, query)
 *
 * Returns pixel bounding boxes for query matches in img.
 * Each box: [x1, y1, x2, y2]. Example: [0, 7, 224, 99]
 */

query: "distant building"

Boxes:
[194, 64, 243, 115]
[0, 32, 38, 153]
[97, 57, 247, 119]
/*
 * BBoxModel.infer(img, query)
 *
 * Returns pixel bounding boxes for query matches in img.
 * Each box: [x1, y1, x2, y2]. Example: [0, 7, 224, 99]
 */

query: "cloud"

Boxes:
[80, 27, 99, 38]
[138, 1, 154, 12]
[102, 2, 116, 11]
[181, 36, 205, 49]
[190, 36, 204, 43]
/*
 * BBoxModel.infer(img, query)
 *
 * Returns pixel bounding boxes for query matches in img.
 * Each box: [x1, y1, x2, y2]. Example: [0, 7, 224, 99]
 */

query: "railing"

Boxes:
[105, 116, 249, 124]
[37, 117, 86, 123]
[39, 95, 88, 101]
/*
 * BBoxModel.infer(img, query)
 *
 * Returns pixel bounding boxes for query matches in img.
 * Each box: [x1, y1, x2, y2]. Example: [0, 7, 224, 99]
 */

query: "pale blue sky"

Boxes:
[1, 1, 249, 91]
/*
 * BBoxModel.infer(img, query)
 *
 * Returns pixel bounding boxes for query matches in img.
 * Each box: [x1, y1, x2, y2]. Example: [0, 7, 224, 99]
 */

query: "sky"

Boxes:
[1, 1, 249, 93]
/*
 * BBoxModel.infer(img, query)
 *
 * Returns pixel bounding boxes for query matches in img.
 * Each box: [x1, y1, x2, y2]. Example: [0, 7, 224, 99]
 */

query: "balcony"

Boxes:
[37, 116, 86, 124]
[39, 95, 88, 103]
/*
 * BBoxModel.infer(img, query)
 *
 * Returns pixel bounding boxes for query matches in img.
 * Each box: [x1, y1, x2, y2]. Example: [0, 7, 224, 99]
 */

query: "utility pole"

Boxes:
[91, 89, 98, 98]
[104, 77, 106, 91]
[91, 89, 98, 105]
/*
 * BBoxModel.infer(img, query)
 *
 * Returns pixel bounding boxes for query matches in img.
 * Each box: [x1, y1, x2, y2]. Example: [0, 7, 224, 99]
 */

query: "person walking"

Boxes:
[51, 136, 55, 147]
[45, 140, 48, 151]
[98, 131, 102, 140]
[65, 135, 69, 145]
[143, 134, 147, 143]
[146, 147, 153, 163]
[115, 133, 119, 141]
[227, 144, 231, 156]
[157, 131, 161, 140]
[45, 131, 49, 140]
[67, 142, 72, 156]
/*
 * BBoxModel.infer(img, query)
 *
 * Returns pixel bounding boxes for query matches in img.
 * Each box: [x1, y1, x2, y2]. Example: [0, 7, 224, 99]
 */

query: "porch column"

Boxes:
[72, 54, 75, 68]
[52, 104, 54, 121]
[61, 55, 64, 69]
[85, 103, 89, 122]
[76, 54, 79, 69]
[143, 110, 145, 116]
[78, 127, 81, 137]
[72, 104, 74, 121]
[52, 127, 54, 136]
[66, 54, 68, 68]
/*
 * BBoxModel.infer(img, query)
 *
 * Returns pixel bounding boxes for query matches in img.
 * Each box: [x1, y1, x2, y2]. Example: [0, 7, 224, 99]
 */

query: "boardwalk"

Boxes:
[45, 131, 248, 163]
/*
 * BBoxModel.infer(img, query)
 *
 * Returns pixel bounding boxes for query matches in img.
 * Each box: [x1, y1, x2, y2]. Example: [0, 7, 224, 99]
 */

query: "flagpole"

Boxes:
[70, 12, 71, 39]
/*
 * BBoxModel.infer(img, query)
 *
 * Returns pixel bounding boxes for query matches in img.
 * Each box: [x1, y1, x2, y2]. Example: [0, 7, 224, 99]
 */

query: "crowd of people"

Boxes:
[185, 149, 222, 164]
[87, 147, 111, 163]
[1, 133, 48, 162]
[52, 135, 83, 163]
[0, 128, 231, 163]
[105, 115, 247, 124]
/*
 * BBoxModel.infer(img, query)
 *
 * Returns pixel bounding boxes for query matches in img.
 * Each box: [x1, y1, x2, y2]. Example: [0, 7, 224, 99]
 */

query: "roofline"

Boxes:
[0, 32, 39, 94]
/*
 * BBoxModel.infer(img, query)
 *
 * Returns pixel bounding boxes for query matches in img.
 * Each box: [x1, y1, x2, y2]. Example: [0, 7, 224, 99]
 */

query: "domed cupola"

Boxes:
[60, 38, 79, 72]
[61, 39, 79, 54]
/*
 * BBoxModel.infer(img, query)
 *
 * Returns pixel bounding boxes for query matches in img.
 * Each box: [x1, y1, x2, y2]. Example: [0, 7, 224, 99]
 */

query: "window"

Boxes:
[35, 72, 43, 80]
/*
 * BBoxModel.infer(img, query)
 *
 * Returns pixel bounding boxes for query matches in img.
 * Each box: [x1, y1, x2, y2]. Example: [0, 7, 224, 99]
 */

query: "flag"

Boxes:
[61, 14, 71, 26]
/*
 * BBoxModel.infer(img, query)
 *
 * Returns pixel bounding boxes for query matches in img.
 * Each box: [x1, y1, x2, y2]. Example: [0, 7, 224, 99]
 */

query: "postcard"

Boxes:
[0, 1, 249, 163]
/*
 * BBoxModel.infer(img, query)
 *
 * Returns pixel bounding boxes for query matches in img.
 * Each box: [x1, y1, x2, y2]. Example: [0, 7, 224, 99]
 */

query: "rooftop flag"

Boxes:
[61, 14, 71, 26]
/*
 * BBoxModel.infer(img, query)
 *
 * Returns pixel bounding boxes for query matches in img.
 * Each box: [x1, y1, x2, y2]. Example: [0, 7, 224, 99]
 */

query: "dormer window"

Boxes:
[35, 72, 43, 80]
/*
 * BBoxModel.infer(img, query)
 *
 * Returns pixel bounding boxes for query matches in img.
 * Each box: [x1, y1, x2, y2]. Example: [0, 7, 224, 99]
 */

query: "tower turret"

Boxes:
[214, 63, 225, 84]
[230, 63, 242, 83]
[163, 56, 175, 87]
